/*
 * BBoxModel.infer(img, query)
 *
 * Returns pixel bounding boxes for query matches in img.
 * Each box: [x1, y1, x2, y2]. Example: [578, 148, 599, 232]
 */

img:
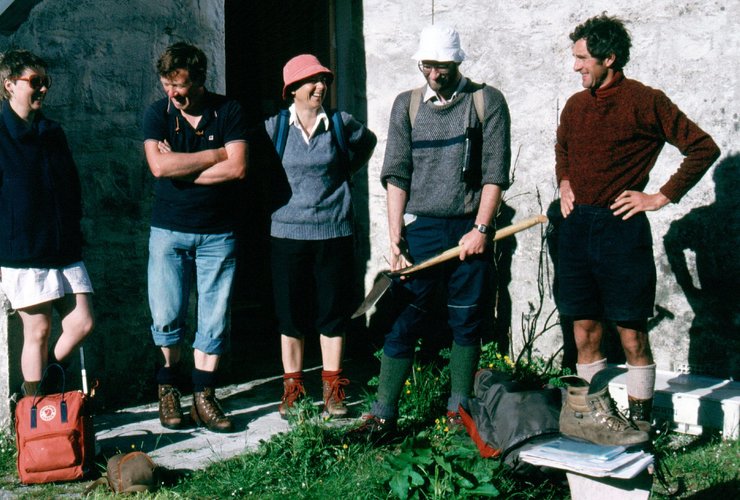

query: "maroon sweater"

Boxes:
[556, 72, 720, 207]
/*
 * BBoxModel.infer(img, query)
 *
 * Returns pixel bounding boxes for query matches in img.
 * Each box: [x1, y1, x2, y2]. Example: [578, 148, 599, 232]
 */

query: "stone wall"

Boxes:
[361, 0, 739, 376]
[0, 0, 737, 420]
[0, 0, 225, 409]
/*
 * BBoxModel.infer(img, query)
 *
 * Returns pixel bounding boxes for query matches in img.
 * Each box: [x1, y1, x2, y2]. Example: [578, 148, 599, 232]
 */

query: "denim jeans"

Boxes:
[383, 216, 491, 359]
[148, 227, 237, 355]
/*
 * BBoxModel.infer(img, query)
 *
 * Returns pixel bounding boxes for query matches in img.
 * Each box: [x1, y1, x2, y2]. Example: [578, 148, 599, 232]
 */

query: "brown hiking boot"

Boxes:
[191, 387, 234, 433]
[279, 377, 306, 419]
[560, 376, 649, 446]
[628, 396, 653, 432]
[322, 376, 350, 417]
[158, 384, 184, 429]
[349, 414, 398, 443]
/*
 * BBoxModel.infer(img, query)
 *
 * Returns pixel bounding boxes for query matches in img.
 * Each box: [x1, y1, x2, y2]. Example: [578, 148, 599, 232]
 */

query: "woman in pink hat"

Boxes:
[264, 54, 376, 419]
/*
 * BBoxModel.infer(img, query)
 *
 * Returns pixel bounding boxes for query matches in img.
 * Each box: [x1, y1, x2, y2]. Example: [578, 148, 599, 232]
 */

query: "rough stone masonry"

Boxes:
[0, 0, 737, 427]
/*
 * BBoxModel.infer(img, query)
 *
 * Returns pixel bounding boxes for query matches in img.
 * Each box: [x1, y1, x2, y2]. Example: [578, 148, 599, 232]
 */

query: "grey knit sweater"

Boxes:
[265, 111, 377, 240]
[381, 81, 511, 217]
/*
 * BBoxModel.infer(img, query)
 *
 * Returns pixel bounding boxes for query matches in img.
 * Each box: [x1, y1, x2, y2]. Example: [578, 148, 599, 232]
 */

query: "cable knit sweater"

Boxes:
[381, 80, 511, 217]
[556, 72, 720, 206]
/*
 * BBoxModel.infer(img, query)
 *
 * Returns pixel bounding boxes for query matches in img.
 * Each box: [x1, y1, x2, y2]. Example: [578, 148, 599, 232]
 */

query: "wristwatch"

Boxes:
[475, 223, 489, 234]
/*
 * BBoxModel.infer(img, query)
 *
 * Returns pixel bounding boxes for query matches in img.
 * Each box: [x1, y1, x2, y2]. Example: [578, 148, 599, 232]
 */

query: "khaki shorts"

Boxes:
[0, 262, 94, 310]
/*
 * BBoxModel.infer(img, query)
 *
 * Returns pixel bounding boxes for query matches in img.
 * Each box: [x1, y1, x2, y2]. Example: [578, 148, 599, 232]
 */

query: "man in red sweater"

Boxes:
[555, 15, 720, 432]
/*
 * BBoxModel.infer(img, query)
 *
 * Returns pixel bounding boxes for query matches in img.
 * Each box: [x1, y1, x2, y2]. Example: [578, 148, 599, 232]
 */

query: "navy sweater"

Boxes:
[0, 102, 83, 268]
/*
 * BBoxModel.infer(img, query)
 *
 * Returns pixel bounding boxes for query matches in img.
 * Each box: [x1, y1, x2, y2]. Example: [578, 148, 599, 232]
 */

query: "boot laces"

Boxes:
[324, 377, 349, 405]
[589, 394, 636, 431]
[160, 386, 182, 414]
[199, 390, 227, 419]
[282, 379, 305, 406]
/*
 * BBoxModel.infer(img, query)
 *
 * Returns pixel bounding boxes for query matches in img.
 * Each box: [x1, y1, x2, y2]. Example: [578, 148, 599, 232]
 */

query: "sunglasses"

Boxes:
[14, 74, 52, 90]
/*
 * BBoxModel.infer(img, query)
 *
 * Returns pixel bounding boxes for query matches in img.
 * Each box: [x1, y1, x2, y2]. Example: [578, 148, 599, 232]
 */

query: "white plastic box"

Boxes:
[609, 369, 740, 439]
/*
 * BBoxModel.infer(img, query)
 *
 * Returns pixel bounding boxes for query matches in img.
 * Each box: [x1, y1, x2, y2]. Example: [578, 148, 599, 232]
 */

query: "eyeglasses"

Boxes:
[418, 62, 456, 75]
[14, 74, 52, 90]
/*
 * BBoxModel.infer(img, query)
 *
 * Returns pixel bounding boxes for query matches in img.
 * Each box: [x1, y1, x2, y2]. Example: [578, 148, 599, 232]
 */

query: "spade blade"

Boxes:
[350, 273, 393, 319]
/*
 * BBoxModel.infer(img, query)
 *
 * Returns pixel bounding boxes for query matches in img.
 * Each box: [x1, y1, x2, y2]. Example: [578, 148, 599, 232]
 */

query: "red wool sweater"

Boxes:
[555, 72, 720, 207]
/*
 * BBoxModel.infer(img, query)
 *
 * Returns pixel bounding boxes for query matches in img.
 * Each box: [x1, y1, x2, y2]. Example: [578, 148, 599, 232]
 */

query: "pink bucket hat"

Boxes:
[282, 54, 334, 100]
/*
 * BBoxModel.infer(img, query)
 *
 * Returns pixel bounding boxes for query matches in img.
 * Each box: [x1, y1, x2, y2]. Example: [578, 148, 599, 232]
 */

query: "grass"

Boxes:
[651, 431, 740, 498]
[1, 346, 737, 498]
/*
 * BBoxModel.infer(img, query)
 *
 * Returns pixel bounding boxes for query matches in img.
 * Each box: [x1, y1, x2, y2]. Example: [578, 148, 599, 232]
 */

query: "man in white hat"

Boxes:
[355, 25, 511, 439]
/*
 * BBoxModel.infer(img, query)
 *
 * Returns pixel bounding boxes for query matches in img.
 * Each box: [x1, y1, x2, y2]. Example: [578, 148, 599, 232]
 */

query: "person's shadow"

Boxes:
[664, 154, 740, 380]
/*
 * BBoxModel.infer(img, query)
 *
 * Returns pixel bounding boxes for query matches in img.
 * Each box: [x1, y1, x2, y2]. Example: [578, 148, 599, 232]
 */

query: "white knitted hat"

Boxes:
[412, 25, 466, 62]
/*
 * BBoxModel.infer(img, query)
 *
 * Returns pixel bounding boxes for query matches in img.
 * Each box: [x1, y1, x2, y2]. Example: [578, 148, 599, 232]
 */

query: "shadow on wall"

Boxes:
[547, 155, 740, 380]
[664, 154, 740, 380]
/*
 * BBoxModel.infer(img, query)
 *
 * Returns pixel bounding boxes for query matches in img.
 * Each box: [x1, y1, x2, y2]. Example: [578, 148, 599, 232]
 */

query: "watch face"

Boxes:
[477, 224, 488, 234]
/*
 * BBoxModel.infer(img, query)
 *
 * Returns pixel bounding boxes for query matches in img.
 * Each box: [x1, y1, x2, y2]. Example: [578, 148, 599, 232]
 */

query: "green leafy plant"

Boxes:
[384, 433, 501, 499]
[479, 340, 571, 388]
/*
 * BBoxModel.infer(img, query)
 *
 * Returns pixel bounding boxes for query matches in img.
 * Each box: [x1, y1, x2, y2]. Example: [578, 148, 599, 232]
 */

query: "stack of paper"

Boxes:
[519, 436, 653, 479]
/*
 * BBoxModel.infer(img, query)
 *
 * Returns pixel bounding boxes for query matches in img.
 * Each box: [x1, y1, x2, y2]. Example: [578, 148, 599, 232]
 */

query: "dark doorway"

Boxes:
[225, 1, 335, 128]
[223, 1, 373, 383]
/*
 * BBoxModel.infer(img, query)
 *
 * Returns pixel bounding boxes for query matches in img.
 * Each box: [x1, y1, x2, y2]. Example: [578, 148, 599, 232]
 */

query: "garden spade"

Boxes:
[351, 214, 548, 318]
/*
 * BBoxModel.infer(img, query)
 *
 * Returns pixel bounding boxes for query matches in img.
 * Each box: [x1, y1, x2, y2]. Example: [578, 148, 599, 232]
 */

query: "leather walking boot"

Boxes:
[158, 384, 184, 429]
[191, 387, 234, 433]
[628, 396, 653, 433]
[322, 375, 350, 417]
[279, 377, 306, 419]
[560, 376, 649, 446]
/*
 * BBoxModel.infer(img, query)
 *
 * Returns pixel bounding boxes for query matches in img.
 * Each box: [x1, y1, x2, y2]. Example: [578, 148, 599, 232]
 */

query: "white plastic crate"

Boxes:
[609, 369, 740, 439]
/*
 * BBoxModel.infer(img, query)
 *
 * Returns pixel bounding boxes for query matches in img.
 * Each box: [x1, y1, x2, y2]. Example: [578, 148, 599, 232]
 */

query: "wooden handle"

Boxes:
[397, 214, 548, 276]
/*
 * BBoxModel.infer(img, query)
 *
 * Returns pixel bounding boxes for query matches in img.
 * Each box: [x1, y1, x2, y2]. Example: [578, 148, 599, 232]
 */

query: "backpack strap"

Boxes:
[472, 86, 486, 124]
[408, 84, 485, 126]
[329, 110, 349, 157]
[328, 109, 351, 178]
[273, 109, 290, 159]
[408, 86, 425, 126]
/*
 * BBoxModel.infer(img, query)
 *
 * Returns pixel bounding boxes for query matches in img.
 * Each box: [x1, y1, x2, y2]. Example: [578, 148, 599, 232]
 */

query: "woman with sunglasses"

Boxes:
[264, 54, 376, 419]
[0, 49, 94, 397]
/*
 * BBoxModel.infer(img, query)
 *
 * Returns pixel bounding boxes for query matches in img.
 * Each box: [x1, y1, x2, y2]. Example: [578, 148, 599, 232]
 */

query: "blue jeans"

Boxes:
[384, 216, 491, 359]
[147, 227, 237, 355]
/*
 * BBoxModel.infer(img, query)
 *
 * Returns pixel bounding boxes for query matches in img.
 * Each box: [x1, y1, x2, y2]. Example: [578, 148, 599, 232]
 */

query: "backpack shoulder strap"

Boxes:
[472, 84, 486, 124]
[273, 109, 290, 159]
[408, 86, 425, 127]
[329, 110, 349, 156]
[328, 109, 351, 176]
